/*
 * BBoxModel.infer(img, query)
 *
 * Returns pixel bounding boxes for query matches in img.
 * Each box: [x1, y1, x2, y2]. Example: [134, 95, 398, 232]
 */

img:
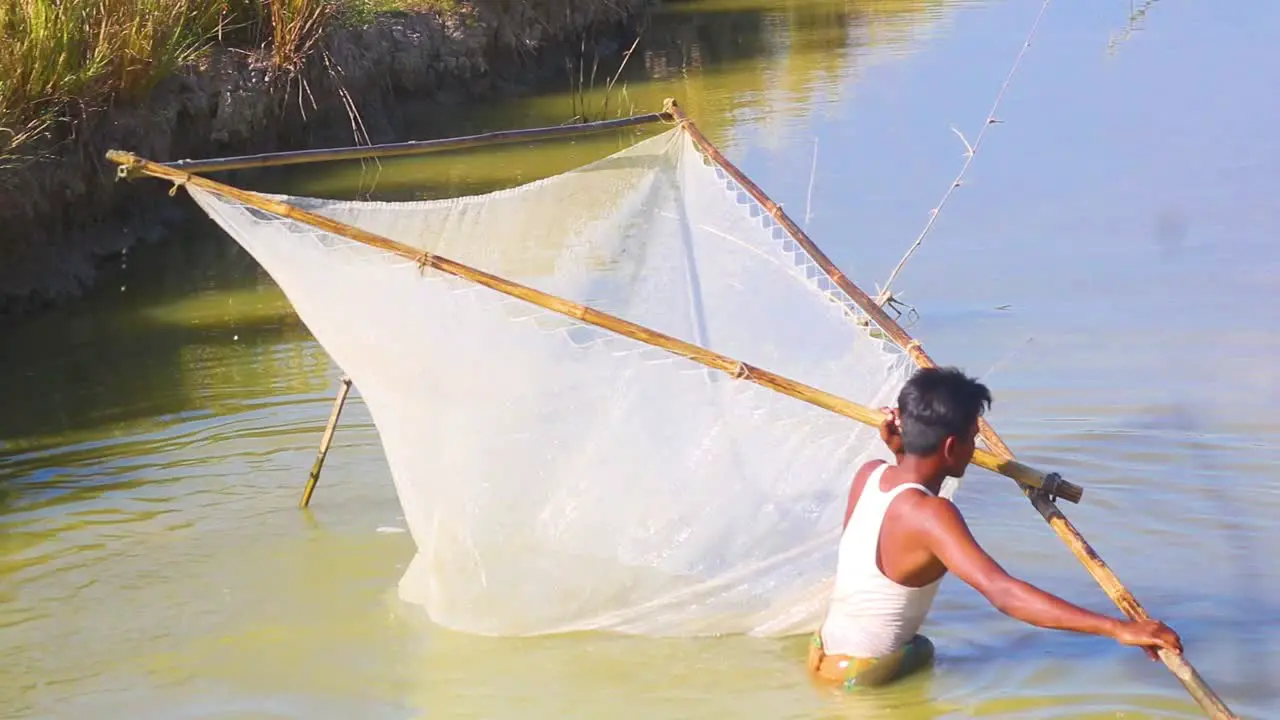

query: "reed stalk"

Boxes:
[0, 0, 220, 158]
[0, 0, 443, 162]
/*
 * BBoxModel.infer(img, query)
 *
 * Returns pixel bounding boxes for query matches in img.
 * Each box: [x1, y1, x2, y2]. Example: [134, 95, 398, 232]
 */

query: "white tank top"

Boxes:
[819, 463, 943, 658]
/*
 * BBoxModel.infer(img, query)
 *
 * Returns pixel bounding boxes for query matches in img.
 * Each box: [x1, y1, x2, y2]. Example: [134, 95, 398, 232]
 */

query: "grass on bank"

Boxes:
[0, 0, 452, 166]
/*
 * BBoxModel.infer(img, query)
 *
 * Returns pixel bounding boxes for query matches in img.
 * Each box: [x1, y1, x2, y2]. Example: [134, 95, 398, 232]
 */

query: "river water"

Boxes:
[2, 0, 1277, 717]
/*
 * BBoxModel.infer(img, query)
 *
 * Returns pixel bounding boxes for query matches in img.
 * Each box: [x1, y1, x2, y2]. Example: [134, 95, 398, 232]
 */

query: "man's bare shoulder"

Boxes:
[854, 458, 889, 484]
[894, 491, 968, 535]
[843, 459, 891, 527]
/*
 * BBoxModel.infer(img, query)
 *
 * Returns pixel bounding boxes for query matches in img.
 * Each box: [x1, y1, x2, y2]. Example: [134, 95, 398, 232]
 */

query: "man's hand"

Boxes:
[1113, 618, 1183, 661]
[878, 406, 904, 459]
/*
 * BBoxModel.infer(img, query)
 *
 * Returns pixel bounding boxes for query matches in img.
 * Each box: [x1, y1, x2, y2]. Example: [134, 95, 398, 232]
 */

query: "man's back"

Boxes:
[821, 461, 943, 659]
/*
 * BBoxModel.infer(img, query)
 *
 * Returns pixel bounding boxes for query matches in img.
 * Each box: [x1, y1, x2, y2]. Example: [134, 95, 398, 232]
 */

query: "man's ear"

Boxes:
[941, 435, 958, 463]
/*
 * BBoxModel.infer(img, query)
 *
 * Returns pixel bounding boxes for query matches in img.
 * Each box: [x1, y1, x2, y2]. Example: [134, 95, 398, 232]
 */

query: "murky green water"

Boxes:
[3, 0, 1278, 717]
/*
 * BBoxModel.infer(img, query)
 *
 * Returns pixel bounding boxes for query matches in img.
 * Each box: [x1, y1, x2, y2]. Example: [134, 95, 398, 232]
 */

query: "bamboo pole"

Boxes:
[300, 375, 353, 509]
[106, 147, 1083, 504]
[660, 99, 1238, 719]
[123, 113, 670, 177]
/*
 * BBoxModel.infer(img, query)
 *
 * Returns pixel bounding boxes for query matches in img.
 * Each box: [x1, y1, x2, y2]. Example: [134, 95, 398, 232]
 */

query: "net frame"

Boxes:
[104, 100, 1237, 716]
[105, 116, 1079, 503]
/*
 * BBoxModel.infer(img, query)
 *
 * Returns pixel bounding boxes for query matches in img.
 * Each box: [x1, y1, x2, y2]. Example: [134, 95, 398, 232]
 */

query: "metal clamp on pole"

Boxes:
[1040, 472, 1066, 503]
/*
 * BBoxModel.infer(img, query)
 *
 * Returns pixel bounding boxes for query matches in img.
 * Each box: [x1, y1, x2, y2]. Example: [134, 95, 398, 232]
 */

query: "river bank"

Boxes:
[0, 0, 649, 321]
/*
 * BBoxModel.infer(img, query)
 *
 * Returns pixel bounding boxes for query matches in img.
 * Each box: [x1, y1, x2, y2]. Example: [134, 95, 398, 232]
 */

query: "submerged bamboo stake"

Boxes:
[300, 375, 353, 509]
[662, 99, 1237, 719]
[125, 112, 670, 176]
[106, 147, 1083, 504]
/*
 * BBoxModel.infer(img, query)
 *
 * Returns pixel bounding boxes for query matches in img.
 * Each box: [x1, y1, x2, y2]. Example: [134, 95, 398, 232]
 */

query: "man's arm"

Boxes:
[914, 497, 1182, 657]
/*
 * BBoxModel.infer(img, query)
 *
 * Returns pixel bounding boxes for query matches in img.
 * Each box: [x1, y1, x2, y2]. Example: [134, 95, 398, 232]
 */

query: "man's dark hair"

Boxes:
[897, 367, 993, 455]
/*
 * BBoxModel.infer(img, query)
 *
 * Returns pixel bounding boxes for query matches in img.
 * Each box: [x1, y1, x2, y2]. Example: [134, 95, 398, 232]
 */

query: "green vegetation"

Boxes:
[0, 0, 452, 164]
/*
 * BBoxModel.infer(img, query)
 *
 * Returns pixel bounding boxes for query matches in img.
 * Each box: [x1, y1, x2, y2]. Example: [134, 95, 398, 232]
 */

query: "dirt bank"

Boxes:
[0, 0, 648, 321]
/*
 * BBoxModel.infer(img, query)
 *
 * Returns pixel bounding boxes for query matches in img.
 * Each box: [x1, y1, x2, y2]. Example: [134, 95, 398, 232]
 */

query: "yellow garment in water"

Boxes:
[806, 632, 935, 689]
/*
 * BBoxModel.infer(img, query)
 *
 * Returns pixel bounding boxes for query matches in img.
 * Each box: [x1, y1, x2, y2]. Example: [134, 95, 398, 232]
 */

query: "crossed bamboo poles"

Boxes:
[106, 99, 1237, 719]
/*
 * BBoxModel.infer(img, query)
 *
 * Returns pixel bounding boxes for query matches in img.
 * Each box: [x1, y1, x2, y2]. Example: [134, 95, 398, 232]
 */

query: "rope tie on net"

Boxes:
[902, 339, 925, 362]
[661, 98, 690, 129]
[764, 200, 785, 222]
[168, 174, 191, 197]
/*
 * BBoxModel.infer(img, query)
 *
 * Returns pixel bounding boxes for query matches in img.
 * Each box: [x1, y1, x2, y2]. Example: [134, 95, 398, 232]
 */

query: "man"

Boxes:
[807, 366, 1182, 689]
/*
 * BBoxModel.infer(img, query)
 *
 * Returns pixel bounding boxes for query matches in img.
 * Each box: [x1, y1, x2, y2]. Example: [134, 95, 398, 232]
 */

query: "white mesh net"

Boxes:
[186, 126, 923, 637]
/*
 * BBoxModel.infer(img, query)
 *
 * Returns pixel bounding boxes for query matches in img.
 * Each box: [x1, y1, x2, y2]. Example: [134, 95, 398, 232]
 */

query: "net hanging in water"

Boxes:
[106, 103, 1244, 720]
[183, 125, 930, 637]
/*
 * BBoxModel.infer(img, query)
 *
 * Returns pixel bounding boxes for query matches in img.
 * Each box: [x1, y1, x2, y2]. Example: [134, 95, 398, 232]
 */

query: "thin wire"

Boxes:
[979, 335, 1035, 384]
[877, 0, 1053, 302]
[804, 137, 818, 227]
[1107, 0, 1163, 55]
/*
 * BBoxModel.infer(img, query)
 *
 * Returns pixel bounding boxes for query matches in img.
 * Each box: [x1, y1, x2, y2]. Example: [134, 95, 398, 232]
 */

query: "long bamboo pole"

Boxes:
[299, 375, 353, 508]
[122, 113, 670, 177]
[660, 99, 1237, 719]
[106, 147, 1083, 504]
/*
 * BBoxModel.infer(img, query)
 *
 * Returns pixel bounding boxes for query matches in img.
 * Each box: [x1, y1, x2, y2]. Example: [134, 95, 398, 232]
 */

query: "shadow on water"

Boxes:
[0, 0, 954, 471]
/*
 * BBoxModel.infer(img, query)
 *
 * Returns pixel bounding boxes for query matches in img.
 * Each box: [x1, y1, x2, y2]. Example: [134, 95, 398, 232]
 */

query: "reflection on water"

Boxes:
[2, 0, 1278, 718]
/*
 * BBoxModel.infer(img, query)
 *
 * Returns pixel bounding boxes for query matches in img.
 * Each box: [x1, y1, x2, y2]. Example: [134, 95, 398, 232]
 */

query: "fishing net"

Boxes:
[186, 126, 923, 637]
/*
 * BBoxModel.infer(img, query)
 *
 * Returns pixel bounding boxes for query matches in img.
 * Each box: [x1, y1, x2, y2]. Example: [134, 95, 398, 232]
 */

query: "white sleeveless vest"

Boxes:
[819, 463, 942, 658]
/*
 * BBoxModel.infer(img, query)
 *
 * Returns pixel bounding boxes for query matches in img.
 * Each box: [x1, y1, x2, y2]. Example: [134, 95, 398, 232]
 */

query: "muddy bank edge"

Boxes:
[0, 0, 651, 322]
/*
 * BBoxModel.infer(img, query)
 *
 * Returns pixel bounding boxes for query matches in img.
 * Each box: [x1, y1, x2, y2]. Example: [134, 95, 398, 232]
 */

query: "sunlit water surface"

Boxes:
[3, 1, 1278, 718]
